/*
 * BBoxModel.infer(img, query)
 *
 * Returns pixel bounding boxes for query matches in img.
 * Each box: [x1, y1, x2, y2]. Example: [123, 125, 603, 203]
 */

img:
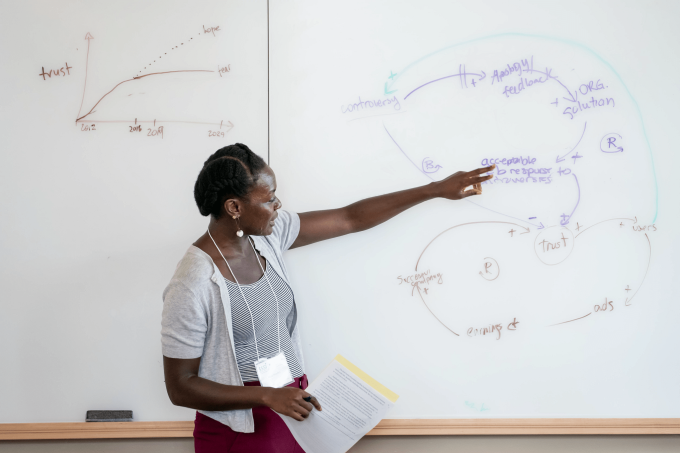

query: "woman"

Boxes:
[162, 143, 494, 452]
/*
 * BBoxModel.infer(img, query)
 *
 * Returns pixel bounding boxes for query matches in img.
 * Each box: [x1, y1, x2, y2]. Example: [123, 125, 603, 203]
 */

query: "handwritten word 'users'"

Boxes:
[39, 63, 72, 80]
[467, 318, 520, 340]
[341, 96, 401, 114]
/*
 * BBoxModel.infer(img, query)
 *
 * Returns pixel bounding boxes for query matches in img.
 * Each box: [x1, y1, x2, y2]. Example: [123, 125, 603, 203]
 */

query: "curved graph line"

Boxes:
[76, 69, 214, 122]
[414, 285, 459, 336]
[560, 174, 580, 226]
[416, 221, 529, 271]
[383, 123, 433, 181]
[626, 233, 652, 306]
[556, 121, 587, 162]
[384, 32, 659, 223]
[549, 312, 592, 327]
[550, 231, 651, 325]
[403, 67, 483, 100]
[574, 217, 635, 238]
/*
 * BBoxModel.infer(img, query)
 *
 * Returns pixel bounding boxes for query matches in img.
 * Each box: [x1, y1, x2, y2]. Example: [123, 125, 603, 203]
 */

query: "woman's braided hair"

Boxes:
[194, 143, 267, 218]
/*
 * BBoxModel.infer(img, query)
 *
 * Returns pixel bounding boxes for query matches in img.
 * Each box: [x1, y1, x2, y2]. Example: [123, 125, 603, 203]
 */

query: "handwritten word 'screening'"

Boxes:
[397, 269, 444, 296]
[341, 96, 401, 114]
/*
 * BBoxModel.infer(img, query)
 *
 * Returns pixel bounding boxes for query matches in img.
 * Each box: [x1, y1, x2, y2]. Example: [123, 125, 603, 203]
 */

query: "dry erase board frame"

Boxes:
[1, 419, 680, 440]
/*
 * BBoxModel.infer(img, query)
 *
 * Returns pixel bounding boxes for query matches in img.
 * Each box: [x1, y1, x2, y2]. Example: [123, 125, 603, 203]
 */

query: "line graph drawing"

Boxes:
[74, 29, 234, 131]
[76, 69, 215, 123]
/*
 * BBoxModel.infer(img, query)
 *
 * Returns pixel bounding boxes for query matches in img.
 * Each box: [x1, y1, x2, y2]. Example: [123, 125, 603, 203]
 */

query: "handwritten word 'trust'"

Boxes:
[39, 63, 72, 80]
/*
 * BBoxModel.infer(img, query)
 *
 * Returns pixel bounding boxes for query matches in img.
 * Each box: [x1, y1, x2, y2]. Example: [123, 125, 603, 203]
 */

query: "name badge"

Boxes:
[254, 352, 294, 388]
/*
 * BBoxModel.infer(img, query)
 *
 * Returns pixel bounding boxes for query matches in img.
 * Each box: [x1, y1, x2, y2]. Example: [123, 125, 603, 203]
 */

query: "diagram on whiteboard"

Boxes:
[39, 25, 241, 137]
[340, 35, 657, 340]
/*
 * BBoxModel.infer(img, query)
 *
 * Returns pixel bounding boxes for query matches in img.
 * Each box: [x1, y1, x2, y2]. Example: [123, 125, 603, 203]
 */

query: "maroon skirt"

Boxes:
[194, 375, 309, 453]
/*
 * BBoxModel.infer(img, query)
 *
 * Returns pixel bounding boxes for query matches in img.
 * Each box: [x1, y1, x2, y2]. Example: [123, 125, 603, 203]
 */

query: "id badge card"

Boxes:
[254, 352, 294, 388]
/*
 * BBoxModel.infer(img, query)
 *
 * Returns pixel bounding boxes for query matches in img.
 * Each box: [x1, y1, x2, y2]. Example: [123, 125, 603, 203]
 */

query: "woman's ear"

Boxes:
[223, 198, 242, 219]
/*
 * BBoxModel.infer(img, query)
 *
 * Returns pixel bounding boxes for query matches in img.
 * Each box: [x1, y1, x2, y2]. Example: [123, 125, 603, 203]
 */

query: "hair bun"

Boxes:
[194, 144, 267, 218]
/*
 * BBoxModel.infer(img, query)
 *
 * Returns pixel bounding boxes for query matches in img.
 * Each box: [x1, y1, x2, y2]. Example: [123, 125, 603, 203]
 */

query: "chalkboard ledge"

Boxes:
[1, 419, 680, 440]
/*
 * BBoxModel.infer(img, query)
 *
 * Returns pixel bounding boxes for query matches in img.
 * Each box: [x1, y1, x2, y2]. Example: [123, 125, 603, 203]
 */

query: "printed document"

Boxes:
[279, 355, 398, 453]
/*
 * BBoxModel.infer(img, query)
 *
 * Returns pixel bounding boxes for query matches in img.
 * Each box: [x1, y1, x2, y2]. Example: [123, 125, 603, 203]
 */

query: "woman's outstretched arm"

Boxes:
[291, 164, 495, 249]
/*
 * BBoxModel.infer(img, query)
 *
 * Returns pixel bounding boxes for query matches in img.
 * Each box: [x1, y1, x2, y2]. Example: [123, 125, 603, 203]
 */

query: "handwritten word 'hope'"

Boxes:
[203, 25, 221, 36]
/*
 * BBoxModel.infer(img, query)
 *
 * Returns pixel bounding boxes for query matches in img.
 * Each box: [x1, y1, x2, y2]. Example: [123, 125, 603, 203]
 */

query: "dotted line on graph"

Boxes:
[135, 32, 207, 77]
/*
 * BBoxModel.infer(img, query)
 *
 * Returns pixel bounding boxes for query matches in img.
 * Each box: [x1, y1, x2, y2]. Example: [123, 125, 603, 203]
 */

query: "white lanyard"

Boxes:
[208, 229, 282, 359]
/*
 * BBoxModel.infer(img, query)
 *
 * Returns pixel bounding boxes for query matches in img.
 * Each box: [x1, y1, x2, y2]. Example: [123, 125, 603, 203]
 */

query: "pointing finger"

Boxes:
[467, 164, 495, 176]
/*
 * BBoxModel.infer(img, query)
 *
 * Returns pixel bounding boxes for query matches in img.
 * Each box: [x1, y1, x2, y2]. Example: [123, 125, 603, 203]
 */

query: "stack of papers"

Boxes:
[279, 355, 399, 453]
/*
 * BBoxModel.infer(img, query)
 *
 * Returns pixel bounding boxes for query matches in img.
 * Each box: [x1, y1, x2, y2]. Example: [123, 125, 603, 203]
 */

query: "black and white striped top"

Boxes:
[225, 263, 303, 382]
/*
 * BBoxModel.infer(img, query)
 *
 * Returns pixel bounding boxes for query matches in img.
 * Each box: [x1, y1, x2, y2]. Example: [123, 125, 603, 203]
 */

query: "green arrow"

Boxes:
[384, 82, 396, 95]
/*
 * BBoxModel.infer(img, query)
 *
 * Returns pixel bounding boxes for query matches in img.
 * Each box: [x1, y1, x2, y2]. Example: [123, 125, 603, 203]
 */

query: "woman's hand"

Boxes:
[262, 387, 322, 421]
[432, 164, 495, 200]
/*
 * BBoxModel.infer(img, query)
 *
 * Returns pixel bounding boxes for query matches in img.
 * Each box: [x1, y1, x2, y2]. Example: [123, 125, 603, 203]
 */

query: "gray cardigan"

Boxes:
[161, 210, 304, 432]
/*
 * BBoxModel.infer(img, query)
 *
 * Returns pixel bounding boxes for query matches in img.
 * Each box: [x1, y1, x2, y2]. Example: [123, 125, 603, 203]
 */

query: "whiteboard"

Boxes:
[0, 0, 267, 422]
[270, 0, 680, 418]
[1, 0, 679, 425]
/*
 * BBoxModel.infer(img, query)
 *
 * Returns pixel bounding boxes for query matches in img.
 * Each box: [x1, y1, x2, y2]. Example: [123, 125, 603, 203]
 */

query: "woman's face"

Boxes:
[240, 165, 281, 236]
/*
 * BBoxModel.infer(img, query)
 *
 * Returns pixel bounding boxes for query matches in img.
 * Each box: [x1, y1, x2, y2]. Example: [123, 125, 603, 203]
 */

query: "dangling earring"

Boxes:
[232, 216, 244, 237]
